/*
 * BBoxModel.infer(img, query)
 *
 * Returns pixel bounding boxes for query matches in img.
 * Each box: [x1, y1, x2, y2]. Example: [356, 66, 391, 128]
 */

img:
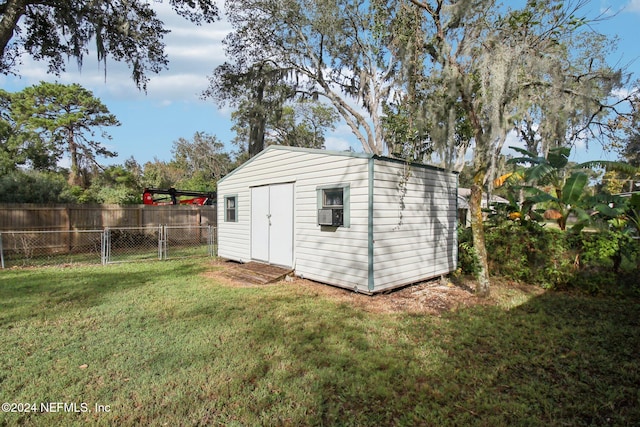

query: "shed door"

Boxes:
[250, 183, 294, 267]
[251, 186, 270, 262]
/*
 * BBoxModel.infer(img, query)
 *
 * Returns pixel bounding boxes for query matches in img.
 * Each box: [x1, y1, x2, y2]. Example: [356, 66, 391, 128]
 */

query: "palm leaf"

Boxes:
[526, 192, 556, 204]
[571, 206, 592, 223]
[576, 160, 639, 175]
[525, 163, 555, 183]
[547, 146, 570, 169]
[592, 203, 624, 219]
[562, 172, 588, 205]
[508, 145, 539, 158]
[507, 156, 545, 166]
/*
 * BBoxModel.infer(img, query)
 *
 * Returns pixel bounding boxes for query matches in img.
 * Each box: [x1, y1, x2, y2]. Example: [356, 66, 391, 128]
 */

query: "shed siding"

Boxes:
[372, 159, 457, 291]
[217, 147, 371, 289]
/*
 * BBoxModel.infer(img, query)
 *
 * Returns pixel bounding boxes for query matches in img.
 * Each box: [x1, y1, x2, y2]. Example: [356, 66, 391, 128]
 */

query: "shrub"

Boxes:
[457, 226, 480, 276]
[566, 230, 640, 294]
[483, 222, 574, 289]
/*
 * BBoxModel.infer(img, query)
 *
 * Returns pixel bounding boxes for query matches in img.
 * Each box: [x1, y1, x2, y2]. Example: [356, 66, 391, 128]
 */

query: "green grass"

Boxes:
[1, 260, 639, 426]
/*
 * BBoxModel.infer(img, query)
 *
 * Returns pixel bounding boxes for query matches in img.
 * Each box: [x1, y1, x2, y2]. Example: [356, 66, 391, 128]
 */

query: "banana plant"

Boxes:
[523, 171, 591, 230]
[625, 193, 640, 237]
[505, 146, 639, 231]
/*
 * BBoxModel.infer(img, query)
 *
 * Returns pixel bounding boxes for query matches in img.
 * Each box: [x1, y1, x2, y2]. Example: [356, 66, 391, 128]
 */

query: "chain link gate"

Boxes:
[100, 225, 216, 264]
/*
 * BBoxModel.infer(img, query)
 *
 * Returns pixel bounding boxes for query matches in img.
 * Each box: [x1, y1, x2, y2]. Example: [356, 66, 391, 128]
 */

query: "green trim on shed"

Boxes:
[367, 157, 375, 292]
[224, 194, 238, 222]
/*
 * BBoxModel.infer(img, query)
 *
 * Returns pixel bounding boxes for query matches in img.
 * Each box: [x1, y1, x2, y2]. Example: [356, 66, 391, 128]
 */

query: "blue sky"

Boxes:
[1, 0, 639, 169]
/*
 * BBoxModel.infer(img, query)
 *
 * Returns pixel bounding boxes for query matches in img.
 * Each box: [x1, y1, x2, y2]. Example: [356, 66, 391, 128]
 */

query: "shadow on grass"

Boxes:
[0, 261, 208, 327]
[196, 288, 640, 426]
[1, 267, 638, 426]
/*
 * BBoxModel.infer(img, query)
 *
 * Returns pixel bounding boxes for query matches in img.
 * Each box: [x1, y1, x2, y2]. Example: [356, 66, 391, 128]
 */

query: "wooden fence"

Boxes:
[0, 203, 217, 231]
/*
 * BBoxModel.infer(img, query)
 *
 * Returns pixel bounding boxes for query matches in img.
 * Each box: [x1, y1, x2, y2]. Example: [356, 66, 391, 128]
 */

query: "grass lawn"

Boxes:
[1, 259, 639, 426]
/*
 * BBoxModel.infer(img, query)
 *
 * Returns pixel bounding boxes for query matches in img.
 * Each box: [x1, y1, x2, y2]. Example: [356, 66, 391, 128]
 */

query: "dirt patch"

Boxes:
[287, 276, 500, 315]
[202, 260, 545, 315]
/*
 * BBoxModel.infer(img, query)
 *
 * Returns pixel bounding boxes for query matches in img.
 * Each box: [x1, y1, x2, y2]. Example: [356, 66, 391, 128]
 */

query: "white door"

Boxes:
[269, 183, 294, 267]
[251, 186, 270, 262]
[250, 183, 294, 267]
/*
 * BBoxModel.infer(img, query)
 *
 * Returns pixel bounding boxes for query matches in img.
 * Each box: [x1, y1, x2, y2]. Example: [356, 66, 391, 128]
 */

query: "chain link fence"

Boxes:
[1, 225, 217, 268]
[0, 230, 104, 267]
[163, 225, 216, 260]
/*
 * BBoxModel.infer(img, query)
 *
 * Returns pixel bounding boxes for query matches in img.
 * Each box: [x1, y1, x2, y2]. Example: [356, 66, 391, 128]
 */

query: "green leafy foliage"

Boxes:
[2, 82, 120, 187]
[0, 170, 77, 203]
[456, 226, 480, 276]
[484, 222, 574, 289]
[0, 0, 219, 90]
[504, 145, 639, 231]
[470, 220, 640, 293]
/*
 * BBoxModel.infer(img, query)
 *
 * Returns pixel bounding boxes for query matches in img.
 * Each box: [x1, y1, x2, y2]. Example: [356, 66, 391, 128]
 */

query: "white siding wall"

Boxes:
[217, 147, 371, 290]
[372, 159, 457, 291]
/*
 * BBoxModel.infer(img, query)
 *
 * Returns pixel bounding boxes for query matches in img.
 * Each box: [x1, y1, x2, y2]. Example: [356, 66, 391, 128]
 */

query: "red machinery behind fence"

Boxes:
[142, 188, 216, 206]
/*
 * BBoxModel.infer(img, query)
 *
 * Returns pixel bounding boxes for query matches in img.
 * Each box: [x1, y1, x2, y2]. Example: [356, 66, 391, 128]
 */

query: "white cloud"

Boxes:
[612, 87, 631, 99]
[324, 136, 352, 152]
[327, 123, 361, 152]
[3, 1, 230, 104]
[502, 129, 525, 153]
[626, 0, 640, 12]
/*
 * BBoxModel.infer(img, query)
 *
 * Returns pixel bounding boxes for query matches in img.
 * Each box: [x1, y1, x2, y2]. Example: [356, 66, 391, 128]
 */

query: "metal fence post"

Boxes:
[158, 225, 166, 260]
[0, 233, 4, 269]
[101, 228, 110, 265]
[207, 225, 216, 257]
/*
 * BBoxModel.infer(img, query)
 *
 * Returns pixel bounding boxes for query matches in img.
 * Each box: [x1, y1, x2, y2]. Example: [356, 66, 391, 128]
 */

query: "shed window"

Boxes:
[316, 184, 350, 228]
[323, 188, 344, 208]
[225, 196, 237, 222]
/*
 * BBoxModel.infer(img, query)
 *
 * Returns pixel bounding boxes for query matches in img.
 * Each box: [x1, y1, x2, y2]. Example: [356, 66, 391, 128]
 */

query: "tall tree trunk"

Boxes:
[469, 183, 490, 297]
[248, 80, 266, 158]
[249, 117, 266, 158]
[0, 0, 26, 58]
[67, 130, 82, 187]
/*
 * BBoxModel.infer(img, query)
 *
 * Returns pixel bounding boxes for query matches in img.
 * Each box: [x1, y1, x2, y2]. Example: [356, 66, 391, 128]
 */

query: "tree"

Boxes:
[79, 163, 144, 204]
[216, 0, 420, 154]
[205, 61, 298, 157]
[271, 102, 339, 149]
[171, 132, 232, 188]
[141, 159, 185, 190]
[0, 169, 76, 203]
[618, 95, 640, 167]
[513, 31, 632, 157]
[0, 0, 219, 90]
[230, 100, 339, 153]
[138, 132, 233, 191]
[0, 88, 56, 172]
[5, 82, 120, 186]
[399, 0, 632, 296]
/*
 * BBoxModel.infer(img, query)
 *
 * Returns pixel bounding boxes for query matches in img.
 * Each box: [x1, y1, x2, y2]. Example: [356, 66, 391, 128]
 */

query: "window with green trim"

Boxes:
[225, 196, 237, 222]
[317, 185, 350, 227]
[323, 188, 344, 208]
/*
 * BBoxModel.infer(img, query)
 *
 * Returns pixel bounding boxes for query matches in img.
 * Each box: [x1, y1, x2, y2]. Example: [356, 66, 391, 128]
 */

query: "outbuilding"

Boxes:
[216, 145, 458, 294]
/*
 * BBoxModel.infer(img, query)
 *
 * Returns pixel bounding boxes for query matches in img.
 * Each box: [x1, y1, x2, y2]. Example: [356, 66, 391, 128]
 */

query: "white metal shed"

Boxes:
[216, 145, 458, 294]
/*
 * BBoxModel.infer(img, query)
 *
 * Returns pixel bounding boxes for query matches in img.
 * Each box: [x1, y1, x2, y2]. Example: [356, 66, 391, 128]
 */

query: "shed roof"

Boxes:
[218, 145, 457, 185]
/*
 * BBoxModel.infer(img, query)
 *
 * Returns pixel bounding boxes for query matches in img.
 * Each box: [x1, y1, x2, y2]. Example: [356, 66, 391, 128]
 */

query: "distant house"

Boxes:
[216, 146, 458, 294]
[457, 188, 509, 227]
